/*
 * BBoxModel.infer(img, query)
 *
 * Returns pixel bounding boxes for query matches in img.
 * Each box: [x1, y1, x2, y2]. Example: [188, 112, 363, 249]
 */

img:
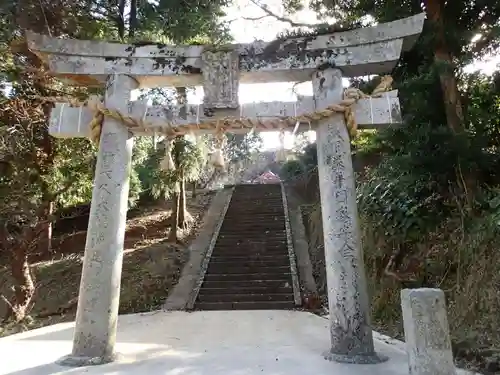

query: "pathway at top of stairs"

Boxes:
[194, 183, 296, 310]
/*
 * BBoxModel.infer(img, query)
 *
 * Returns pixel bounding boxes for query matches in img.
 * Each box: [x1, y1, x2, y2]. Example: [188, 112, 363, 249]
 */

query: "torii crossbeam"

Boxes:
[25, 12, 425, 368]
[48, 91, 401, 138]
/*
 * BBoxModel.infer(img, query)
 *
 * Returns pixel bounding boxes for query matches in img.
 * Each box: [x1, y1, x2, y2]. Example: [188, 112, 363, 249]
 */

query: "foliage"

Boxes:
[280, 159, 304, 180]
[0, 0, 232, 322]
[279, 1, 500, 367]
[136, 136, 205, 201]
[304, 0, 500, 63]
[356, 72, 500, 237]
[288, 72, 500, 240]
[224, 132, 263, 164]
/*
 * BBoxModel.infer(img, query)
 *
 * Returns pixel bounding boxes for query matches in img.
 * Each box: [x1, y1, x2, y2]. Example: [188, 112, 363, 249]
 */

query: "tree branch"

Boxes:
[248, 0, 318, 28]
[227, 15, 270, 24]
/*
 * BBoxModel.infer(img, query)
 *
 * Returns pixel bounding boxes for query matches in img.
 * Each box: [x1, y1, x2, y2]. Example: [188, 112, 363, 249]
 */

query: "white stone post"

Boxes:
[312, 68, 386, 364]
[401, 288, 456, 375]
[58, 74, 138, 367]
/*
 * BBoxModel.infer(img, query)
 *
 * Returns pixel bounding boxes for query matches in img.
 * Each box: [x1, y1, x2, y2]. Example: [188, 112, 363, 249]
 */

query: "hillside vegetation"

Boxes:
[282, 72, 500, 373]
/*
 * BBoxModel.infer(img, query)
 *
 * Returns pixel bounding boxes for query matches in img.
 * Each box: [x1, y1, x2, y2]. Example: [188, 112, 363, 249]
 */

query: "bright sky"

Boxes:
[187, 0, 327, 150]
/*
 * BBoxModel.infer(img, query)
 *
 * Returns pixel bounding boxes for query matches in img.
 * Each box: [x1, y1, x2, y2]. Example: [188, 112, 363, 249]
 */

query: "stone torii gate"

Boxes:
[26, 13, 425, 367]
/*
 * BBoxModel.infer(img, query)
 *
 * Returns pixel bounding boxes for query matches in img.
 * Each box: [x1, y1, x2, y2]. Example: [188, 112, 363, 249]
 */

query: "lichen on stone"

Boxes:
[274, 21, 364, 42]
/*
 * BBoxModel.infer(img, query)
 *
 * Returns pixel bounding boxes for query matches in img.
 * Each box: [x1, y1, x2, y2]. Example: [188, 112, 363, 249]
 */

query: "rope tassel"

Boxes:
[276, 128, 287, 162]
[210, 127, 226, 169]
[87, 96, 104, 146]
[160, 137, 176, 171]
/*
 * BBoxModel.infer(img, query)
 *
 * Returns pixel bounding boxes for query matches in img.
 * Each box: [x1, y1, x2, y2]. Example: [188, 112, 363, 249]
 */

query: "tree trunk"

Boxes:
[36, 201, 53, 256]
[168, 192, 179, 242]
[176, 87, 187, 118]
[424, 0, 464, 133]
[128, 0, 137, 39]
[192, 181, 197, 198]
[117, 0, 126, 39]
[178, 172, 188, 229]
[424, 0, 475, 209]
[7, 240, 35, 323]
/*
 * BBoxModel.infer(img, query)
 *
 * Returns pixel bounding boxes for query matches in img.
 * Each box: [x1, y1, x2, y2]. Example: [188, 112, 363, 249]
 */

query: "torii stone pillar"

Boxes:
[58, 74, 138, 366]
[312, 68, 386, 364]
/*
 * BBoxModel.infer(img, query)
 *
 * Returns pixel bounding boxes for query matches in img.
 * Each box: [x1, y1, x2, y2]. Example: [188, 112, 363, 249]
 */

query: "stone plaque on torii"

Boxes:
[25, 12, 425, 367]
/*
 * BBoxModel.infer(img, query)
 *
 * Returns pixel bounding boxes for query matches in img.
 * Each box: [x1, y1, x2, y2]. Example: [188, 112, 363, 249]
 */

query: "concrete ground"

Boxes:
[0, 310, 477, 375]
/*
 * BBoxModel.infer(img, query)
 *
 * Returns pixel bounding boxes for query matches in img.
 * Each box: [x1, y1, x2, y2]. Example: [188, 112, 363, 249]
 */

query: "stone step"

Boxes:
[194, 300, 295, 310]
[213, 239, 288, 246]
[228, 204, 283, 207]
[209, 256, 290, 266]
[201, 279, 292, 289]
[224, 213, 284, 218]
[229, 200, 283, 205]
[222, 219, 284, 223]
[217, 232, 286, 237]
[226, 208, 283, 213]
[204, 273, 292, 282]
[221, 228, 285, 234]
[229, 203, 282, 205]
[234, 185, 281, 189]
[199, 285, 293, 295]
[232, 190, 281, 194]
[225, 207, 283, 211]
[220, 220, 285, 225]
[211, 253, 288, 261]
[211, 249, 289, 257]
[217, 233, 287, 239]
[207, 264, 290, 274]
[221, 218, 284, 223]
[215, 238, 287, 245]
[221, 219, 285, 224]
[229, 203, 283, 207]
[197, 293, 294, 303]
[231, 194, 282, 198]
[213, 242, 288, 249]
[214, 245, 287, 251]
[216, 236, 287, 241]
[233, 190, 281, 195]
[214, 242, 287, 248]
[230, 200, 282, 203]
[219, 226, 285, 232]
[228, 206, 283, 210]
[214, 241, 287, 248]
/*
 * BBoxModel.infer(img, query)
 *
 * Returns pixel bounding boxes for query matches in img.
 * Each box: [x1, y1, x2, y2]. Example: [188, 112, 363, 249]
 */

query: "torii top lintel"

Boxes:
[26, 13, 425, 88]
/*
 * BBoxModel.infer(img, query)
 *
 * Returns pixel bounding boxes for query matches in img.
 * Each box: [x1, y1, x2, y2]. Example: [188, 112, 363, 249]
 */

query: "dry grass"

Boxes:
[0, 192, 213, 337]
[302, 203, 500, 374]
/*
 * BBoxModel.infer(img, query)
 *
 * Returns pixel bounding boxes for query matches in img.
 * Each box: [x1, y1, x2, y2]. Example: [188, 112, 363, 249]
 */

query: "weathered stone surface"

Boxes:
[38, 39, 403, 86]
[26, 13, 425, 87]
[185, 187, 234, 310]
[401, 288, 456, 375]
[280, 183, 302, 306]
[27, 13, 424, 58]
[202, 50, 239, 109]
[313, 68, 386, 364]
[48, 90, 401, 138]
[283, 185, 318, 298]
[57, 74, 137, 367]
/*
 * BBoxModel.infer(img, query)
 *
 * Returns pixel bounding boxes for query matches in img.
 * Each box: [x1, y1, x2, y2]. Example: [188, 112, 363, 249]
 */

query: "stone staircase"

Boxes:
[194, 183, 297, 310]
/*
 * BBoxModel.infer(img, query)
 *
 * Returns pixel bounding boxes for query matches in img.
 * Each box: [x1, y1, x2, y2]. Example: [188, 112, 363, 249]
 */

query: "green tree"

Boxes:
[0, 0, 232, 322]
